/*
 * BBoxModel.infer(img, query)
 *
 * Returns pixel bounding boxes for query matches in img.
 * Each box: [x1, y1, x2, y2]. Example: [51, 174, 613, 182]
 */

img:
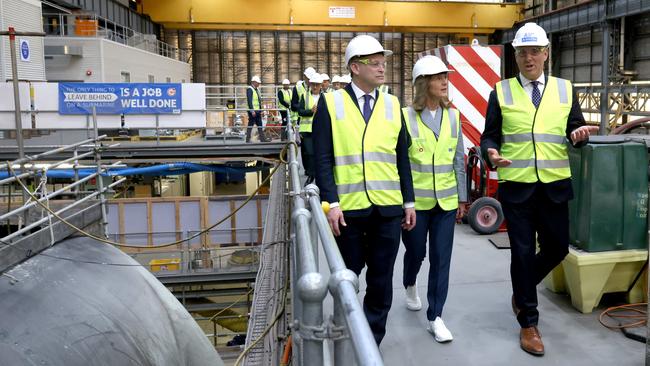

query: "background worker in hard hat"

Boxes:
[312, 34, 416, 345]
[298, 73, 323, 185]
[331, 75, 342, 90]
[480, 22, 598, 356]
[291, 67, 316, 122]
[277, 79, 293, 140]
[379, 84, 392, 94]
[340, 74, 351, 88]
[246, 75, 268, 143]
[321, 73, 332, 93]
[401, 55, 468, 344]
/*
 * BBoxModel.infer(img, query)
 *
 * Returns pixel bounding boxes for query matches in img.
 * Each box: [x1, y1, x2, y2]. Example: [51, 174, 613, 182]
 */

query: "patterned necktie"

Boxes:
[362, 94, 373, 123]
[531, 81, 541, 108]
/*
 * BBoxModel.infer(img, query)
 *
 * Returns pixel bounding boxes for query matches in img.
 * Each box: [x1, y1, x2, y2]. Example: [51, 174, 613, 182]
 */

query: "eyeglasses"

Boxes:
[355, 59, 387, 69]
[515, 47, 547, 57]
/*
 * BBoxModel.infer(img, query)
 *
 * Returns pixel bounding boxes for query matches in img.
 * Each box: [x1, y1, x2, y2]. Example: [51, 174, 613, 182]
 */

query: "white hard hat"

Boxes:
[412, 56, 452, 84]
[342, 74, 351, 83]
[309, 73, 323, 84]
[282, 78, 290, 85]
[321, 73, 330, 81]
[251, 75, 261, 83]
[512, 22, 549, 48]
[332, 75, 341, 83]
[344, 35, 393, 65]
[304, 66, 316, 78]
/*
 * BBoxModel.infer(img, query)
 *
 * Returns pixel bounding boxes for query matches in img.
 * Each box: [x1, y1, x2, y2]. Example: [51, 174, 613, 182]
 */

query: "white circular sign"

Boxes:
[20, 39, 30, 62]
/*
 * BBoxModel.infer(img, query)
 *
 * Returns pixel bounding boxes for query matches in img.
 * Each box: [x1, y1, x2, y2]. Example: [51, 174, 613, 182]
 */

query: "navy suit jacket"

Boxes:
[312, 84, 414, 218]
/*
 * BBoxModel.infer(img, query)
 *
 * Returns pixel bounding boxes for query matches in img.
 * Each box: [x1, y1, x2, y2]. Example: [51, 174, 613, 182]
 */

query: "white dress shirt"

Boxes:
[350, 81, 376, 111]
[519, 73, 546, 102]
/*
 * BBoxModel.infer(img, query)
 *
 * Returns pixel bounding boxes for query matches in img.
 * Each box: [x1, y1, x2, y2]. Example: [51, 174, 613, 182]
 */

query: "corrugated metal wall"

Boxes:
[549, 13, 650, 83]
[631, 15, 650, 80]
[167, 30, 453, 105]
[55, 0, 158, 36]
[0, 0, 47, 82]
[555, 26, 602, 83]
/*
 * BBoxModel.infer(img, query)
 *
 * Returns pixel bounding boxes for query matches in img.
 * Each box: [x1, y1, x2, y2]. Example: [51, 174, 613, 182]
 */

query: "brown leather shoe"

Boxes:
[520, 326, 545, 356]
[511, 295, 520, 316]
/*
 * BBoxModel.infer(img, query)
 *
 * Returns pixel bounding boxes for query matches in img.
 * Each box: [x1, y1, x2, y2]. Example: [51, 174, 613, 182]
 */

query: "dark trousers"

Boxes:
[402, 205, 457, 320]
[300, 133, 314, 177]
[501, 187, 570, 328]
[336, 209, 402, 345]
[279, 111, 288, 141]
[245, 112, 265, 142]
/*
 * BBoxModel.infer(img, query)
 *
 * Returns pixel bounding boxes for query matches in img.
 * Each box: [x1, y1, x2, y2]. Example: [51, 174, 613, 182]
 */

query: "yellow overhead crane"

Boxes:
[140, 0, 523, 34]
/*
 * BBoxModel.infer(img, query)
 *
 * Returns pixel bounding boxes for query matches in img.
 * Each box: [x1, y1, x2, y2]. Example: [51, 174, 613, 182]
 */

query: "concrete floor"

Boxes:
[344, 224, 646, 366]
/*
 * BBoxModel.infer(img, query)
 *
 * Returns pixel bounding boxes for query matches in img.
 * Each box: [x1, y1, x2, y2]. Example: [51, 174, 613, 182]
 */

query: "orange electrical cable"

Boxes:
[280, 335, 292, 366]
[599, 303, 647, 330]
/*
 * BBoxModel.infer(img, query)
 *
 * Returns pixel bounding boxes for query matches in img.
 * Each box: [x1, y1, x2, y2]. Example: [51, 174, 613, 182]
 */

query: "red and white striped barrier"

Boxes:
[419, 42, 502, 151]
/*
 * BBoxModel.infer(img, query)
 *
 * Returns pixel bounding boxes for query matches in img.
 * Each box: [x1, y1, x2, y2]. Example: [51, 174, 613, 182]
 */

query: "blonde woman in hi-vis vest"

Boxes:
[401, 55, 468, 343]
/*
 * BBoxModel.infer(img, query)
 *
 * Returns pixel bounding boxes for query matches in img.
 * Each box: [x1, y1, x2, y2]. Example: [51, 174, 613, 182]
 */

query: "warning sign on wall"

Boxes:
[329, 6, 355, 19]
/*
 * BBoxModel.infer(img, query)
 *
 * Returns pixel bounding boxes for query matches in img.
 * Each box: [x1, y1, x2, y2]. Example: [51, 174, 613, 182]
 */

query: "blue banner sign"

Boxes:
[58, 83, 182, 115]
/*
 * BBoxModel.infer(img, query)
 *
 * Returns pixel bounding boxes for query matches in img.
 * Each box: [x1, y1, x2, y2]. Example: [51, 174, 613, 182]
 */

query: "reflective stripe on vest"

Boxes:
[379, 85, 390, 94]
[296, 81, 307, 100]
[403, 106, 460, 211]
[496, 76, 572, 183]
[299, 93, 318, 133]
[325, 89, 403, 211]
[248, 86, 261, 110]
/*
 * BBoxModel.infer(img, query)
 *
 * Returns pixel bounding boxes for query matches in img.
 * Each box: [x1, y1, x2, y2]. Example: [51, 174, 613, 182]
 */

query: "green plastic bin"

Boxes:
[568, 137, 648, 252]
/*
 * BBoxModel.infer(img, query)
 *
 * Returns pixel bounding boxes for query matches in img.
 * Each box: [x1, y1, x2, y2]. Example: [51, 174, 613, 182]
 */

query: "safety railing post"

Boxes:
[333, 296, 357, 366]
[287, 123, 327, 366]
[290, 233, 302, 339]
[310, 209, 319, 272]
[73, 148, 80, 198]
[92, 107, 108, 238]
[304, 184, 384, 366]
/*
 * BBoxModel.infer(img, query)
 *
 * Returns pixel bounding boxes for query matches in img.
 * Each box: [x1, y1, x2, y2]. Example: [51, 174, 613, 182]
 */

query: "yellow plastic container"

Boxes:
[149, 258, 181, 272]
[542, 263, 566, 294]
[544, 247, 647, 313]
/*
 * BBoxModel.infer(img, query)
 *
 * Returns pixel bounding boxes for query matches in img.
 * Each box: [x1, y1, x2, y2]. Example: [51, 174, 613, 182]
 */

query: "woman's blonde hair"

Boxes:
[412, 75, 450, 112]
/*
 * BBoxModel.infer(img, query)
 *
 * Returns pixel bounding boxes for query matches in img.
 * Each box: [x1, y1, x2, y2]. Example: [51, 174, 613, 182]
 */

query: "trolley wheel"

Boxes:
[468, 197, 504, 235]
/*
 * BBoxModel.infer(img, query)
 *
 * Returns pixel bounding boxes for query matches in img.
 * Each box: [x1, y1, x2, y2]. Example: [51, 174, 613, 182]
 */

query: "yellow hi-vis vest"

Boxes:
[279, 88, 297, 121]
[248, 86, 261, 110]
[324, 89, 403, 211]
[299, 92, 318, 133]
[403, 106, 460, 211]
[379, 85, 390, 94]
[296, 80, 307, 101]
[495, 76, 572, 183]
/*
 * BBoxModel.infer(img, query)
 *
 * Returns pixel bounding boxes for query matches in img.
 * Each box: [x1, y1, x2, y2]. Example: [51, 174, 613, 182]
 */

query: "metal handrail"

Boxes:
[286, 123, 383, 366]
[0, 129, 120, 255]
[205, 85, 292, 110]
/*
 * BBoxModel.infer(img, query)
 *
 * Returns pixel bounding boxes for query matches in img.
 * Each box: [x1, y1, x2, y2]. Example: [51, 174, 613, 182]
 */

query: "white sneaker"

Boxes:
[427, 317, 453, 343]
[405, 284, 421, 311]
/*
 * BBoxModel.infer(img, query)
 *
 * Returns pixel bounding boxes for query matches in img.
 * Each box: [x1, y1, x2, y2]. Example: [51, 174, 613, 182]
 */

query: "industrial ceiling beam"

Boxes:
[141, 0, 523, 33]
